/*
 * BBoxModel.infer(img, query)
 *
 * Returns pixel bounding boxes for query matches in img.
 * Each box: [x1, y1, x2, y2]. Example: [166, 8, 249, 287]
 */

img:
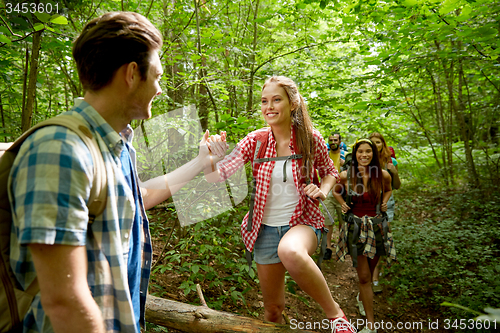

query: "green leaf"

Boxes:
[440, 302, 483, 316]
[254, 16, 272, 23]
[50, 15, 68, 25]
[0, 26, 9, 34]
[439, 0, 459, 15]
[34, 12, 51, 23]
[458, 4, 472, 20]
[33, 23, 45, 31]
[0, 34, 11, 44]
[403, 0, 418, 7]
[477, 26, 498, 37]
[342, 16, 356, 24]
[353, 102, 369, 110]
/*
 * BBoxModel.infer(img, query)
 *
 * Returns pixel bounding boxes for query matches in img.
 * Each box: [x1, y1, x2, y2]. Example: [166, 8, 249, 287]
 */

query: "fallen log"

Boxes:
[145, 295, 319, 333]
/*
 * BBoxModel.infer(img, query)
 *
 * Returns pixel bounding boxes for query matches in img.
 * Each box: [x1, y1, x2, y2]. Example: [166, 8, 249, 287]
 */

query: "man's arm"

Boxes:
[140, 130, 228, 210]
[29, 244, 105, 333]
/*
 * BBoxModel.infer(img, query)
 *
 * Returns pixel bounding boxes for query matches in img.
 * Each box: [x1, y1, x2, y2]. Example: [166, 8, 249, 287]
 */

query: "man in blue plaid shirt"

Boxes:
[8, 12, 227, 333]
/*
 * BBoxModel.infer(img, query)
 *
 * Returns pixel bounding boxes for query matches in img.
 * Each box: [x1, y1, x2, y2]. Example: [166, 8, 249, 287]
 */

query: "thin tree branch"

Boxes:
[252, 39, 352, 75]
[0, 29, 39, 48]
[145, 0, 155, 18]
[479, 68, 500, 94]
[430, 7, 490, 59]
[0, 15, 22, 37]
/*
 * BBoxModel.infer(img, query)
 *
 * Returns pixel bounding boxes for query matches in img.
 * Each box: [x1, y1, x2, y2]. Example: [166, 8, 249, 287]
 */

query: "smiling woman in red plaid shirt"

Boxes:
[213, 76, 355, 332]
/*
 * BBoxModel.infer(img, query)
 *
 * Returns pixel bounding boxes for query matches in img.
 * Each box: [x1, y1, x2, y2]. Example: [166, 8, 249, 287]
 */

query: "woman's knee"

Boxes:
[356, 258, 373, 284]
[358, 272, 372, 285]
[277, 243, 308, 265]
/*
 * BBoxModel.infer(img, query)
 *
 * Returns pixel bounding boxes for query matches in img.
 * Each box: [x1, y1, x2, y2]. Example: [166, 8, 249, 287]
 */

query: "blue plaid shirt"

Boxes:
[9, 98, 152, 333]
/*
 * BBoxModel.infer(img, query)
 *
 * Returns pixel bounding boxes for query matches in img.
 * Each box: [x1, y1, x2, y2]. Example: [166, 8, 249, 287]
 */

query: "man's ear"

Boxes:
[124, 62, 139, 88]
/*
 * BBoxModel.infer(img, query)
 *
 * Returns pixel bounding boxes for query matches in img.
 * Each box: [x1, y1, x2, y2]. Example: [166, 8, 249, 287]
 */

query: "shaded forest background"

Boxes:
[1, 0, 499, 330]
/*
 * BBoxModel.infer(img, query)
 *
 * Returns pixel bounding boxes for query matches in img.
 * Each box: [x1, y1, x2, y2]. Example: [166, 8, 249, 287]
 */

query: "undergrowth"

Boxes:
[386, 183, 500, 328]
[147, 201, 261, 314]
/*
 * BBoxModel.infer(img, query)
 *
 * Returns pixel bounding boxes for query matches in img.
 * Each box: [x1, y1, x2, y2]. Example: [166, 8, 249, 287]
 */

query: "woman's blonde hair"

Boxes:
[262, 76, 314, 177]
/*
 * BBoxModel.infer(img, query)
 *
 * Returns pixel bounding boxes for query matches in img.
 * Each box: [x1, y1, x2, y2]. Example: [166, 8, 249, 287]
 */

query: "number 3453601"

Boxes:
[6, 2, 60, 14]
[444, 318, 497, 330]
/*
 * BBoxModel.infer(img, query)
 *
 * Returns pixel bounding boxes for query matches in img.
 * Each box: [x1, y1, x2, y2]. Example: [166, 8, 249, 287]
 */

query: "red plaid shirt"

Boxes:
[217, 127, 339, 252]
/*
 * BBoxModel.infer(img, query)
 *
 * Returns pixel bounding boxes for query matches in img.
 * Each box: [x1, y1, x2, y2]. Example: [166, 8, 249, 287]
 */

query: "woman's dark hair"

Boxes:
[262, 76, 314, 178]
[351, 139, 383, 202]
[73, 11, 163, 92]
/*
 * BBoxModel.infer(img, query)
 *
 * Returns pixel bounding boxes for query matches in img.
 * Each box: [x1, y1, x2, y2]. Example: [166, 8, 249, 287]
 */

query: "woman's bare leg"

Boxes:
[278, 225, 344, 319]
[256, 262, 287, 323]
[356, 255, 380, 328]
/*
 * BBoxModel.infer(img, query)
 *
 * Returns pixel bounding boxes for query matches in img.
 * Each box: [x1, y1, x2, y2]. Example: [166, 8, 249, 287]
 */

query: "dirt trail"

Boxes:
[149, 207, 451, 333]
[294, 239, 450, 333]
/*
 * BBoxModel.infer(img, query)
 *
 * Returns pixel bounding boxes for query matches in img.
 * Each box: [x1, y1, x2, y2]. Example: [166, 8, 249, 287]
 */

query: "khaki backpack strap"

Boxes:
[11, 114, 107, 222]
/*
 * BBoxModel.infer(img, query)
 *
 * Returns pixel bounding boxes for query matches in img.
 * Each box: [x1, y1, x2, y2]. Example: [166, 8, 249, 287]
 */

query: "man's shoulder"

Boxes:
[22, 121, 89, 149]
[14, 121, 92, 171]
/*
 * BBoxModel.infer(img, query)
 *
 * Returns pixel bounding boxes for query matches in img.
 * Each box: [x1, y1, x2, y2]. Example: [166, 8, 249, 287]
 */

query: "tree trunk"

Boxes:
[145, 295, 318, 333]
[398, 78, 442, 169]
[246, 0, 260, 115]
[21, 30, 43, 132]
[457, 57, 479, 187]
[21, 47, 29, 124]
[193, 0, 209, 131]
[428, 67, 449, 186]
[0, 94, 6, 142]
[442, 54, 480, 187]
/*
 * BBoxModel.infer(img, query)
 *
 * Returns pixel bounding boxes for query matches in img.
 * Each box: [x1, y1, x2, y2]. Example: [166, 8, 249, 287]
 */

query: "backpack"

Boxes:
[341, 153, 352, 172]
[388, 146, 396, 159]
[0, 114, 107, 333]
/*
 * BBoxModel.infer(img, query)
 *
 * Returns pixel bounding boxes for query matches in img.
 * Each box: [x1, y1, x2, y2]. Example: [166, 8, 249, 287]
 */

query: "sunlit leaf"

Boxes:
[50, 15, 68, 25]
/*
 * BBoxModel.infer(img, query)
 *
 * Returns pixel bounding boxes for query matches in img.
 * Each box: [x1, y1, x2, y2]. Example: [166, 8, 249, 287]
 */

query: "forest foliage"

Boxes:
[1, 0, 499, 326]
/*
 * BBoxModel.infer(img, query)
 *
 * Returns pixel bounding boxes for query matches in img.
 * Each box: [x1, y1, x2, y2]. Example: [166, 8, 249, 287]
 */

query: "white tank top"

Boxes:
[262, 160, 300, 227]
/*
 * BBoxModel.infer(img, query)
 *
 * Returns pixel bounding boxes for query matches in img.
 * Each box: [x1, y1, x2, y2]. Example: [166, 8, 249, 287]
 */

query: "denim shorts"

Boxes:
[253, 224, 322, 265]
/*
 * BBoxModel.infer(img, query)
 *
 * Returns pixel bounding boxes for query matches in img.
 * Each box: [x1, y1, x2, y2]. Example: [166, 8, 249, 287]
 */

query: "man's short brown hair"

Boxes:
[73, 12, 163, 92]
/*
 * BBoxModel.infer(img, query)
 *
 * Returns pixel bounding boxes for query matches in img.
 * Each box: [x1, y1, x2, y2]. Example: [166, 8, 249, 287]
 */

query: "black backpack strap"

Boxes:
[255, 154, 302, 183]
[345, 166, 352, 209]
